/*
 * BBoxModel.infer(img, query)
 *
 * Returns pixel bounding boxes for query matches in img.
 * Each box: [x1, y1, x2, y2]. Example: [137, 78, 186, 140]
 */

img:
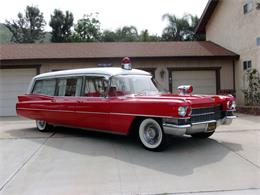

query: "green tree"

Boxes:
[139, 29, 161, 42]
[115, 26, 139, 42]
[0, 23, 12, 43]
[242, 69, 260, 105]
[101, 28, 161, 42]
[184, 14, 205, 41]
[49, 9, 74, 42]
[72, 13, 101, 42]
[139, 29, 150, 41]
[101, 30, 117, 42]
[162, 14, 204, 41]
[101, 26, 138, 42]
[5, 6, 46, 43]
[162, 14, 189, 41]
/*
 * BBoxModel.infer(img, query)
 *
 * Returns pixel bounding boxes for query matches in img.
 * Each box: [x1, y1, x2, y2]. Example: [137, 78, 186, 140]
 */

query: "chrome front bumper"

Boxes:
[163, 116, 237, 136]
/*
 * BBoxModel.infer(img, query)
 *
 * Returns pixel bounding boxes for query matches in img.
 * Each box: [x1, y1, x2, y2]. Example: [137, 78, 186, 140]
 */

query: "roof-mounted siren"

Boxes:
[178, 85, 193, 95]
[121, 57, 132, 70]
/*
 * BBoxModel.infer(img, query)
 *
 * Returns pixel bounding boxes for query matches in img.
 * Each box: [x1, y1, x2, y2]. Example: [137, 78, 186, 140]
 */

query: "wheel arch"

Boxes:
[128, 116, 163, 136]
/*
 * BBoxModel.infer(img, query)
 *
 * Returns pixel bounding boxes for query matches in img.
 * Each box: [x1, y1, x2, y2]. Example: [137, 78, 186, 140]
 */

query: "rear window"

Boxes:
[32, 79, 56, 96]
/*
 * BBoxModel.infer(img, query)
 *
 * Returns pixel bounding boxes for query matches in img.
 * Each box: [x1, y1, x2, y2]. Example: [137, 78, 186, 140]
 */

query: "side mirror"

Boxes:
[178, 85, 193, 95]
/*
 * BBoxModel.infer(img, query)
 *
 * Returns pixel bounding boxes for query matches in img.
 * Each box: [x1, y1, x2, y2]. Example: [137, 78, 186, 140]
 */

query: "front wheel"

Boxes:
[191, 131, 215, 139]
[36, 120, 53, 132]
[138, 118, 167, 151]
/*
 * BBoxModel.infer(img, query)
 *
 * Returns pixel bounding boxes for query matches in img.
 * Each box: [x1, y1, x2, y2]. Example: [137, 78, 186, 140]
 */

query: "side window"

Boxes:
[32, 79, 56, 96]
[109, 76, 131, 97]
[57, 77, 82, 96]
[84, 77, 108, 97]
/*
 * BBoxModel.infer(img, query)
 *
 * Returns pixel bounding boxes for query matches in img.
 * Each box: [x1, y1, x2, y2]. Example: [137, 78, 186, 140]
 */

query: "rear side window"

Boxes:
[84, 77, 108, 97]
[57, 77, 82, 96]
[32, 79, 56, 96]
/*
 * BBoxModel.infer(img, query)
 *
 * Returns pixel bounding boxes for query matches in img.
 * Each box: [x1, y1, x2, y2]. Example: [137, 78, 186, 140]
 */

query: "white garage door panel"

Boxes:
[1, 79, 34, 85]
[172, 71, 216, 95]
[1, 89, 29, 95]
[0, 68, 36, 116]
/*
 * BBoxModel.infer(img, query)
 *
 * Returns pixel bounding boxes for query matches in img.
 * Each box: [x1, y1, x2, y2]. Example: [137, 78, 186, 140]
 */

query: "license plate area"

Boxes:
[207, 122, 217, 132]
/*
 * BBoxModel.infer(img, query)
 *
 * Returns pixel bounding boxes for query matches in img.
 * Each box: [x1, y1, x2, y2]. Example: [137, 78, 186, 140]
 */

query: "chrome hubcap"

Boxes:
[36, 120, 46, 131]
[144, 124, 159, 145]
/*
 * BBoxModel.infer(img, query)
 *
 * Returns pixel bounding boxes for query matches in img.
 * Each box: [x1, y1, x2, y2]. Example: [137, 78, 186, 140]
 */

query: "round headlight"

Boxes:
[178, 106, 187, 117]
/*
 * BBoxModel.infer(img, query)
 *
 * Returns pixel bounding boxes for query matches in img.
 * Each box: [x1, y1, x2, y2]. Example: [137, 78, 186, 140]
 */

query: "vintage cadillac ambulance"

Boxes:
[16, 58, 236, 151]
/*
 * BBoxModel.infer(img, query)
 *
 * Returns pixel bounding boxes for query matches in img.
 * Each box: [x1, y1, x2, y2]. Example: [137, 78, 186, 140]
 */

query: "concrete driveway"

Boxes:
[0, 114, 260, 195]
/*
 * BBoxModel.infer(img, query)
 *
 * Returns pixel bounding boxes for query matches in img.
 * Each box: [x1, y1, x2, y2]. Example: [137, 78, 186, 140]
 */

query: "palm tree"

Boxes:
[162, 14, 190, 41]
[115, 25, 139, 42]
[162, 14, 205, 41]
[184, 14, 205, 41]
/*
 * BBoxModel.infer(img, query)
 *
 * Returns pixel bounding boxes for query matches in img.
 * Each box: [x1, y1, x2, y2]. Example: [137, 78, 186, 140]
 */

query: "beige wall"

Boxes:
[40, 58, 234, 93]
[205, 0, 260, 104]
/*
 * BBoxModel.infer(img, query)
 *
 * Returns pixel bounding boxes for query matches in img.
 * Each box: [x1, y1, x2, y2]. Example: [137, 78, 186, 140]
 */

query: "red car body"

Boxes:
[16, 66, 236, 150]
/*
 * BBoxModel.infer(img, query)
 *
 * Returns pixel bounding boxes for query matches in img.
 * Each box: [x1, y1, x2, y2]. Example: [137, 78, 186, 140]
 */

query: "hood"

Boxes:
[134, 93, 218, 108]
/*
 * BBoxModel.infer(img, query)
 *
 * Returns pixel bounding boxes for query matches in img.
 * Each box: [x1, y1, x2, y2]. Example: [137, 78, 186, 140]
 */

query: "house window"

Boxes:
[243, 60, 252, 70]
[243, 1, 253, 14]
[257, 37, 260, 46]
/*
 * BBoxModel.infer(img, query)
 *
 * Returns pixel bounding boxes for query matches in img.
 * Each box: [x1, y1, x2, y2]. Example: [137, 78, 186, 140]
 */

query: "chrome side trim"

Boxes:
[18, 108, 75, 113]
[110, 112, 189, 119]
[17, 108, 188, 119]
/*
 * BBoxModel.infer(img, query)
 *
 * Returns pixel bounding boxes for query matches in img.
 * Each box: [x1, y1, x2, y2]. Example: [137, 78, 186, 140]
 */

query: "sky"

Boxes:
[0, 0, 209, 35]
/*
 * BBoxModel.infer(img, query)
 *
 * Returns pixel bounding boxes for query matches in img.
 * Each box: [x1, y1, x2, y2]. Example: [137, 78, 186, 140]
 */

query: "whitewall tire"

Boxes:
[36, 120, 52, 132]
[138, 118, 167, 151]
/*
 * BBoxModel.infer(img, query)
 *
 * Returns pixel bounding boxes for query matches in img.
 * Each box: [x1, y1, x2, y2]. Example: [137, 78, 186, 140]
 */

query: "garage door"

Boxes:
[0, 69, 37, 116]
[172, 70, 216, 95]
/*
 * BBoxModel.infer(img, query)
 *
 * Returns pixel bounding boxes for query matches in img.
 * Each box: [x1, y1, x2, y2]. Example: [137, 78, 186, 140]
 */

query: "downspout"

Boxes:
[233, 59, 236, 96]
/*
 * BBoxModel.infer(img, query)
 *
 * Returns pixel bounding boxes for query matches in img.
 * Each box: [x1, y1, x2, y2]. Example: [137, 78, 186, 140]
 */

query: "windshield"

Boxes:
[108, 75, 167, 97]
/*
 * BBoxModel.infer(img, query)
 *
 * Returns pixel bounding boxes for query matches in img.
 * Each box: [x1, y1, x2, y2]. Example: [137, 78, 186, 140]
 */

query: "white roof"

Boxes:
[34, 67, 151, 79]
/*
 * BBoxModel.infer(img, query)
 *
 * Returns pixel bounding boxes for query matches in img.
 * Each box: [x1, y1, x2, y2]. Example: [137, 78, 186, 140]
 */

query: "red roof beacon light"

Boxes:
[121, 57, 132, 70]
[178, 85, 193, 95]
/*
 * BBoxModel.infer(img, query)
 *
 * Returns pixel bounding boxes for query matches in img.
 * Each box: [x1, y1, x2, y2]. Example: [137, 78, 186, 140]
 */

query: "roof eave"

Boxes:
[195, 0, 219, 34]
[0, 55, 240, 65]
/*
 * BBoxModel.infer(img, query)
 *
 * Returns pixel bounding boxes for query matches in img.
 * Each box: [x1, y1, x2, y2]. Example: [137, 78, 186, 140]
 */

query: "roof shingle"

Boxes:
[0, 41, 238, 61]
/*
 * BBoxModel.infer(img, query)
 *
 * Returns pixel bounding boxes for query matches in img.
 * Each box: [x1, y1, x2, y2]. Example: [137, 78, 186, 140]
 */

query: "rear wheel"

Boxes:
[191, 131, 215, 138]
[138, 118, 167, 151]
[36, 120, 53, 132]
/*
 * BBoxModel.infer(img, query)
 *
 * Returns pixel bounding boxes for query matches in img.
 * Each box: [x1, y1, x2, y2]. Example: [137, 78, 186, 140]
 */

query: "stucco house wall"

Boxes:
[205, 0, 260, 104]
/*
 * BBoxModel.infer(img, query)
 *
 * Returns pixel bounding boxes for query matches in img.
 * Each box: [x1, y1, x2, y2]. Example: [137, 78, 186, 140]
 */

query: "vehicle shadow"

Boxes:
[6, 126, 243, 176]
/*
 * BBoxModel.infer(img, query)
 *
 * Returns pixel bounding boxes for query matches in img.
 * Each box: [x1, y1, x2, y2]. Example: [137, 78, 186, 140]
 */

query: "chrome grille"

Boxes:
[191, 105, 222, 123]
